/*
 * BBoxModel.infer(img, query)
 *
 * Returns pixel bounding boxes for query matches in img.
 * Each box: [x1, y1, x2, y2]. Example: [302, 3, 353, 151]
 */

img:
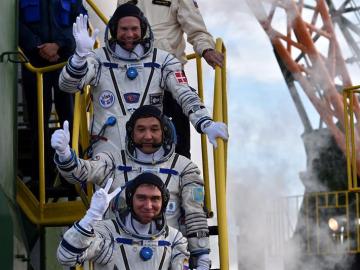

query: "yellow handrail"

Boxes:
[18, 48, 68, 209]
[187, 38, 229, 270]
[213, 38, 229, 270]
[187, 52, 213, 216]
[16, 20, 100, 223]
[86, 0, 109, 24]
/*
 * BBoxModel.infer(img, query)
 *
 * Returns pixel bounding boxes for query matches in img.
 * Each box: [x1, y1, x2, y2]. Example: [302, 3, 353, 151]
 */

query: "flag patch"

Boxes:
[192, 187, 204, 203]
[124, 93, 140, 103]
[175, 71, 188, 84]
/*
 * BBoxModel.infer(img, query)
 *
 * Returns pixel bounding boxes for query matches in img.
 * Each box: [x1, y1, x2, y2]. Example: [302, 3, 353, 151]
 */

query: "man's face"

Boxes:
[116, 16, 141, 51]
[132, 184, 162, 224]
[133, 117, 163, 154]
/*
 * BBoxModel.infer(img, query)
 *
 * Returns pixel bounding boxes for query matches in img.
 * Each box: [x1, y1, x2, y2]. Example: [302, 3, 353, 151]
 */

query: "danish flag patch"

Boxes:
[175, 71, 188, 84]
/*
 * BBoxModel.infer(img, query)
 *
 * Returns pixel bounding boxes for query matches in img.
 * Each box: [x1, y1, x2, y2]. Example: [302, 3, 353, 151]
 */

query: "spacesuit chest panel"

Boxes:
[97, 49, 164, 114]
[111, 242, 171, 270]
[89, 49, 166, 154]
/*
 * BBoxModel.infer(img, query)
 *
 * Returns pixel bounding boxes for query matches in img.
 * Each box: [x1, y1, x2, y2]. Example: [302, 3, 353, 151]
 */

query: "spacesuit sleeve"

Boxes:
[180, 159, 210, 255]
[169, 228, 190, 270]
[163, 55, 212, 133]
[54, 150, 116, 187]
[59, 52, 102, 93]
[57, 221, 115, 266]
[177, 0, 216, 56]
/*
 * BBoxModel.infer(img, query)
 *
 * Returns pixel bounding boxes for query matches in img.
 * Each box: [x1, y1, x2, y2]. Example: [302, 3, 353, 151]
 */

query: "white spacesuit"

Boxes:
[53, 106, 210, 260]
[58, 4, 214, 155]
[57, 175, 189, 270]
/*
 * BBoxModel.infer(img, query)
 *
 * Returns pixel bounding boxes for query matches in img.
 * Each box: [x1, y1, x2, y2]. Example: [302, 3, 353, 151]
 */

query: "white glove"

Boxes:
[51, 120, 71, 162]
[79, 178, 122, 230]
[202, 121, 229, 148]
[196, 254, 210, 270]
[72, 14, 99, 58]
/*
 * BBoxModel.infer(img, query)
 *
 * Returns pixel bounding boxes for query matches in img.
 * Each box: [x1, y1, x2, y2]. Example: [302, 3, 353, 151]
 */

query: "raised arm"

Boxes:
[51, 121, 117, 186]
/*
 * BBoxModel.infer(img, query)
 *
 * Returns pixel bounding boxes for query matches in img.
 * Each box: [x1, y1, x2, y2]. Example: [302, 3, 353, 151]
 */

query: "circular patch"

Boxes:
[99, 90, 115, 109]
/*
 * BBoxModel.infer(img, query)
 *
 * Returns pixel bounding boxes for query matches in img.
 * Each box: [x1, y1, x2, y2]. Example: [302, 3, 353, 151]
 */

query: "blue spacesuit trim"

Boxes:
[159, 168, 178, 175]
[117, 165, 132, 172]
[103, 62, 119, 69]
[74, 221, 94, 237]
[144, 62, 161, 68]
[61, 239, 88, 254]
[195, 117, 212, 134]
[190, 249, 210, 256]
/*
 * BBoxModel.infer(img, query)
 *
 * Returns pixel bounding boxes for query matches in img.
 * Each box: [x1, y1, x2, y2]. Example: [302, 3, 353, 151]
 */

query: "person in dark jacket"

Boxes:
[19, 0, 87, 186]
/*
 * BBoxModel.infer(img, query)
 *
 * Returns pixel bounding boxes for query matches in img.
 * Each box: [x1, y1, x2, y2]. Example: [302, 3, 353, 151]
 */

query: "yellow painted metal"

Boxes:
[187, 39, 229, 269]
[305, 196, 311, 253]
[192, 54, 212, 215]
[36, 72, 46, 210]
[357, 193, 360, 251]
[343, 90, 353, 191]
[72, 92, 91, 208]
[73, 92, 81, 154]
[86, 0, 109, 24]
[343, 86, 360, 191]
[18, 47, 68, 211]
[315, 194, 320, 254]
[220, 41, 228, 183]
[16, 9, 101, 223]
[23, 61, 66, 73]
[346, 192, 350, 251]
[303, 190, 360, 254]
[212, 38, 229, 270]
[16, 178, 86, 225]
[350, 93, 357, 188]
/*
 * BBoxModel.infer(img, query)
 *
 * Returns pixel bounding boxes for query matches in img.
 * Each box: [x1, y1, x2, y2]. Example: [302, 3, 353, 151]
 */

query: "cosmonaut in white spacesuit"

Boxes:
[58, 3, 228, 156]
[52, 105, 211, 270]
[57, 174, 190, 270]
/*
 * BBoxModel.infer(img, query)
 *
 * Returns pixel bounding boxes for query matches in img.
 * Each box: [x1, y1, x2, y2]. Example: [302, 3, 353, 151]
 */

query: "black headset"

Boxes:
[108, 3, 148, 40]
[125, 110, 177, 151]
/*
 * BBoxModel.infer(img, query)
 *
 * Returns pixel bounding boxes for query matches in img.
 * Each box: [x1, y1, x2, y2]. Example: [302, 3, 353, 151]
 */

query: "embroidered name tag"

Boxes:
[126, 63, 143, 70]
[152, 0, 171, 7]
